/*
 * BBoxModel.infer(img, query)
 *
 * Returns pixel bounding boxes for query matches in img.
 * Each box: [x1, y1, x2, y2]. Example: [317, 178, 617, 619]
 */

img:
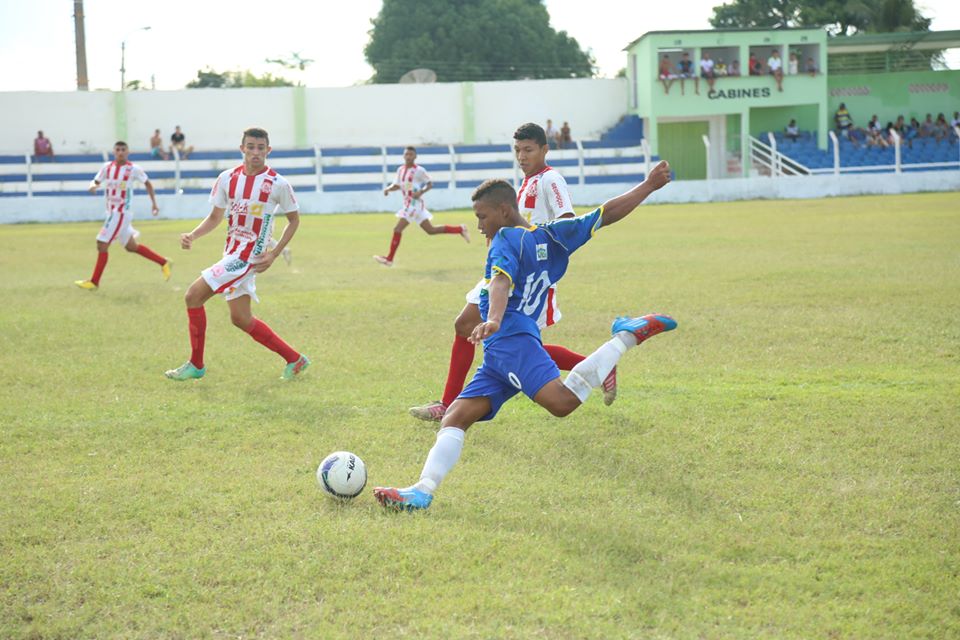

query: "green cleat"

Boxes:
[165, 362, 205, 381]
[282, 355, 310, 380]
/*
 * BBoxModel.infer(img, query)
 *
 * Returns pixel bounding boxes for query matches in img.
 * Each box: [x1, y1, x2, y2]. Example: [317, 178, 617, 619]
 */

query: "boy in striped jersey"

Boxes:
[373, 146, 470, 267]
[74, 141, 170, 290]
[408, 123, 617, 422]
[165, 128, 309, 381]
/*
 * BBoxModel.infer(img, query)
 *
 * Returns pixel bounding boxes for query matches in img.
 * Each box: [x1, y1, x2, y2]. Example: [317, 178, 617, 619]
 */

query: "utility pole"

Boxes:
[74, 0, 89, 90]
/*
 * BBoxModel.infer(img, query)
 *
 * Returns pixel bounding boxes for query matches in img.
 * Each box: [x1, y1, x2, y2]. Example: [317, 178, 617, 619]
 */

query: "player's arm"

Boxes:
[383, 183, 400, 196]
[412, 180, 432, 199]
[545, 173, 575, 220]
[181, 207, 225, 250]
[470, 273, 510, 344]
[251, 211, 299, 273]
[599, 160, 671, 228]
[144, 179, 159, 216]
[88, 166, 105, 193]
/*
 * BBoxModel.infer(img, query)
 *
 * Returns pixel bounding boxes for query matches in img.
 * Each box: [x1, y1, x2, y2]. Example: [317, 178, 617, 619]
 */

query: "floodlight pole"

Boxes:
[120, 26, 151, 91]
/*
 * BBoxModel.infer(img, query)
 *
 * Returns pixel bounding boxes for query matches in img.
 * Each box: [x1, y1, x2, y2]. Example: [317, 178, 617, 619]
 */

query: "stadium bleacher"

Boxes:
[765, 129, 960, 174]
[0, 139, 656, 198]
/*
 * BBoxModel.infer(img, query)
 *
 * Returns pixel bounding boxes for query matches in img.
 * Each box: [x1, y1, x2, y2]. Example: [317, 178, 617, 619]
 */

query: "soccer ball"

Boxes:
[317, 451, 367, 499]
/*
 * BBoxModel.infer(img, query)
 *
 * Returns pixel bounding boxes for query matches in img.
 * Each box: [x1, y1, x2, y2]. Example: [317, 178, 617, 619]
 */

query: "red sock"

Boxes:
[247, 318, 299, 363]
[441, 335, 476, 407]
[187, 307, 206, 369]
[443, 225, 462, 234]
[90, 252, 109, 285]
[135, 244, 166, 266]
[543, 344, 586, 372]
[386, 231, 402, 261]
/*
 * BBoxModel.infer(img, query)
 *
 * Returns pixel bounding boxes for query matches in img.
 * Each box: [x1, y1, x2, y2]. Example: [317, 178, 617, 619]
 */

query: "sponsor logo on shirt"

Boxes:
[551, 182, 564, 209]
[224, 258, 247, 273]
[536, 243, 548, 261]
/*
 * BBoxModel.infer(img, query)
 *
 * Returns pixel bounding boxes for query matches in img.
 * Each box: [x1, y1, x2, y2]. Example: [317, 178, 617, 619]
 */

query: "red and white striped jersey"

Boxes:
[209, 165, 298, 261]
[93, 161, 149, 213]
[517, 166, 573, 224]
[392, 164, 431, 209]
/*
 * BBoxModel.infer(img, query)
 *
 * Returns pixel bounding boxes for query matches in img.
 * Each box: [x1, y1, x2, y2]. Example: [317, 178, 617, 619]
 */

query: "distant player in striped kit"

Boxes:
[373, 146, 470, 267]
[74, 141, 170, 290]
[164, 127, 309, 381]
[408, 123, 617, 422]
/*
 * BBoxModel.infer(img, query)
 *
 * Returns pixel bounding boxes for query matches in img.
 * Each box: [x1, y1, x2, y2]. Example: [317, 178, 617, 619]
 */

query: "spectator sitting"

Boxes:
[767, 49, 784, 92]
[788, 52, 799, 75]
[169, 125, 194, 159]
[714, 58, 728, 77]
[950, 111, 960, 140]
[908, 117, 922, 143]
[785, 119, 799, 142]
[676, 52, 699, 95]
[866, 116, 888, 148]
[729, 59, 741, 76]
[658, 54, 676, 94]
[918, 113, 941, 142]
[934, 113, 951, 141]
[699, 52, 716, 91]
[834, 103, 860, 147]
[894, 115, 915, 148]
[805, 57, 817, 76]
[33, 130, 54, 161]
[748, 52, 762, 76]
[559, 121, 571, 149]
[544, 119, 559, 149]
[150, 129, 169, 160]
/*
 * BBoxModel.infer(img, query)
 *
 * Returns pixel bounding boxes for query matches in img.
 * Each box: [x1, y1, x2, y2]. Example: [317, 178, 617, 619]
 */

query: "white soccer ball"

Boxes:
[317, 451, 367, 499]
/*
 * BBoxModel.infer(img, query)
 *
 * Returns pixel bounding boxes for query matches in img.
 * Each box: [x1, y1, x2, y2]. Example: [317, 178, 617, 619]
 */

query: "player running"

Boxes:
[408, 123, 616, 422]
[164, 127, 309, 381]
[374, 161, 675, 511]
[74, 141, 170, 290]
[373, 146, 470, 267]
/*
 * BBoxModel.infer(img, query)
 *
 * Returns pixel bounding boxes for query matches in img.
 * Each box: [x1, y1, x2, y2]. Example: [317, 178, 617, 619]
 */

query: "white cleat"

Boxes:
[373, 255, 394, 267]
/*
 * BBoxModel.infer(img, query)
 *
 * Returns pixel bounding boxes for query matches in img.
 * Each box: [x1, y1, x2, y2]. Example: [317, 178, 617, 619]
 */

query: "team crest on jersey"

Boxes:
[536, 243, 548, 261]
[260, 180, 273, 196]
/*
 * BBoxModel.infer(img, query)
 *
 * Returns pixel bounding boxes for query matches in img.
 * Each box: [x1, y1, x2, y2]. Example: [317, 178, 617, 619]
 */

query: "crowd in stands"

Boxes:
[544, 119, 572, 149]
[31, 126, 196, 162]
[831, 104, 959, 149]
[660, 49, 817, 95]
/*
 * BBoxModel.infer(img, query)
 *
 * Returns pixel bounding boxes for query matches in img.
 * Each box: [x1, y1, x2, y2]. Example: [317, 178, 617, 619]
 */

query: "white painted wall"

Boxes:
[3, 172, 957, 224]
[0, 78, 629, 154]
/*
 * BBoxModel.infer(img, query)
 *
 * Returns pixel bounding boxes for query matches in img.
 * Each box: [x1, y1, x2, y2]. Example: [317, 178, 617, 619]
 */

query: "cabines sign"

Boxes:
[708, 87, 772, 100]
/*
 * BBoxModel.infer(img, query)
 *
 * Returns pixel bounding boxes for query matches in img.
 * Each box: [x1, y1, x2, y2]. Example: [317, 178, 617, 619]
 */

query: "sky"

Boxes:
[0, 0, 958, 92]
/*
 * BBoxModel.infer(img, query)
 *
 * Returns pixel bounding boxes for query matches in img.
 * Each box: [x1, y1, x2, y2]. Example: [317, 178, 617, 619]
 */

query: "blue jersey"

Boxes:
[478, 208, 602, 346]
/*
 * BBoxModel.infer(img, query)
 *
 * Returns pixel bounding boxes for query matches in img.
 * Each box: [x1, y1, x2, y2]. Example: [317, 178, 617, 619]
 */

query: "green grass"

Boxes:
[1, 192, 958, 638]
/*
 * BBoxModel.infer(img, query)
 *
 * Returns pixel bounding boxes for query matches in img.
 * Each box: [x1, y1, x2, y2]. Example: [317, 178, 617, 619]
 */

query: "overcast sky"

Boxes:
[0, 0, 957, 91]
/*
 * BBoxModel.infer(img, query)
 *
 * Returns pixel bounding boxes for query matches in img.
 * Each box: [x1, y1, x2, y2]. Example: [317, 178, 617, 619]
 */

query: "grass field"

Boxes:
[1, 192, 959, 639]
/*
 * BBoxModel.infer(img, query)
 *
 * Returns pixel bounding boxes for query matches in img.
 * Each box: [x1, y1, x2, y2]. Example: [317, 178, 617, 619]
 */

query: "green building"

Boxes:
[624, 29, 960, 179]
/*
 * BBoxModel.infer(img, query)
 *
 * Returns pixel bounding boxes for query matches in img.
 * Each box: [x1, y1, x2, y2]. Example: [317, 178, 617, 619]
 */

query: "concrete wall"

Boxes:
[827, 69, 960, 127]
[0, 78, 629, 155]
[3, 171, 957, 225]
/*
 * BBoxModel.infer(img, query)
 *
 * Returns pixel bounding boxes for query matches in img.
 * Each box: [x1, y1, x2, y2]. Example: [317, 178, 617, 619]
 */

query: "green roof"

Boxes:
[623, 27, 823, 52]
[827, 30, 960, 53]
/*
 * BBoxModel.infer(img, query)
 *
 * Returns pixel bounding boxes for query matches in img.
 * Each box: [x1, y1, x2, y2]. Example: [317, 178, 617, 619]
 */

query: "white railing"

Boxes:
[747, 136, 812, 177]
[3, 139, 654, 198]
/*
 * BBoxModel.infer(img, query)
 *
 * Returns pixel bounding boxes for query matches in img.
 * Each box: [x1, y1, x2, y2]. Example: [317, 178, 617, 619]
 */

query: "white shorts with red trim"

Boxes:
[96, 210, 139, 245]
[201, 254, 259, 302]
[395, 203, 432, 225]
[464, 279, 561, 329]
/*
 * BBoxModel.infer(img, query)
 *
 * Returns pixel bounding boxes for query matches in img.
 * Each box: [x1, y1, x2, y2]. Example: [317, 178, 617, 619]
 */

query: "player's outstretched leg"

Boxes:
[562, 314, 676, 404]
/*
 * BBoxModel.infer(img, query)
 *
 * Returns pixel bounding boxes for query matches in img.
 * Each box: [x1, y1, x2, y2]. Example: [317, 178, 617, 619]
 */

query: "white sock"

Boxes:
[563, 335, 631, 403]
[413, 426, 465, 494]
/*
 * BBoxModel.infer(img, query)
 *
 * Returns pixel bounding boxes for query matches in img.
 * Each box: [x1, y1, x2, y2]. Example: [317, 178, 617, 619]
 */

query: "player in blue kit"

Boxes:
[374, 160, 675, 511]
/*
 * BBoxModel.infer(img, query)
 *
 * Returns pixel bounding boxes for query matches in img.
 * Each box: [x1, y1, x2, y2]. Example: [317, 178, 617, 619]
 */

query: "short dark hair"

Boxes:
[513, 123, 547, 147]
[242, 127, 270, 144]
[404, 145, 416, 153]
[472, 179, 518, 211]
[114, 141, 128, 148]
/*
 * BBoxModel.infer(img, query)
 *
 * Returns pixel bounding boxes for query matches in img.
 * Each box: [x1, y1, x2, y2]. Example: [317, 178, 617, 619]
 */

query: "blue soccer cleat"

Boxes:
[373, 486, 433, 512]
[611, 313, 677, 344]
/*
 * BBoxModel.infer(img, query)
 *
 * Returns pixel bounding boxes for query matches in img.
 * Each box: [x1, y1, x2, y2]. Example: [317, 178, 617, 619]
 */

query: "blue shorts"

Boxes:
[458, 333, 561, 421]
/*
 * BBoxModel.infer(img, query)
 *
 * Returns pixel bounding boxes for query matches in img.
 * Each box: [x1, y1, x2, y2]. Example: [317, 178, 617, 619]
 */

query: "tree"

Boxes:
[186, 68, 294, 89]
[709, 0, 931, 35]
[364, 0, 594, 83]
